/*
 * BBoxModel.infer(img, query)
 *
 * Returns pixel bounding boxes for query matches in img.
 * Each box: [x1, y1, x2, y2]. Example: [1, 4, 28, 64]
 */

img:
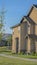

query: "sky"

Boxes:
[0, 0, 37, 34]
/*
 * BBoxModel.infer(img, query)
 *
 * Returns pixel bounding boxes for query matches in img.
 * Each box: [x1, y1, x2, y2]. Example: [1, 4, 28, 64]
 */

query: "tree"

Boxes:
[7, 35, 12, 45]
[6, 35, 12, 50]
[0, 7, 6, 41]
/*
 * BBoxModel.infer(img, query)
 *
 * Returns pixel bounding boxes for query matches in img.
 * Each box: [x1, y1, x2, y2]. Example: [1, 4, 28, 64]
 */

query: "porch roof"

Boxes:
[28, 34, 37, 40]
[25, 34, 37, 40]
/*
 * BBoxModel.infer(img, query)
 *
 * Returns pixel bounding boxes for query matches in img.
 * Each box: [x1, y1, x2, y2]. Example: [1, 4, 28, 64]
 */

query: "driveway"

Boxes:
[0, 54, 37, 62]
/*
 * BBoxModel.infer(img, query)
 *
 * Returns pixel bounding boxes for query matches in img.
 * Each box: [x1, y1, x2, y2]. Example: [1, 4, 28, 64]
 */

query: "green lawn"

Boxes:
[1, 51, 37, 59]
[0, 51, 37, 59]
[7, 54, 37, 59]
[0, 47, 37, 59]
[0, 56, 37, 65]
[0, 47, 11, 52]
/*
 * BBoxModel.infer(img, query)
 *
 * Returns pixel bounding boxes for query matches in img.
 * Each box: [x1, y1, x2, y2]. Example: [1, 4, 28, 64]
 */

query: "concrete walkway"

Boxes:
[0, 54, 37, 62]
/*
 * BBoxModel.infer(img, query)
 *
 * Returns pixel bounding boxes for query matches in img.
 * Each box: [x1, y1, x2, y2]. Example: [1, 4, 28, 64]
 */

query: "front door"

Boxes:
[16, 38, 19, 53]
[30, 39, 35, 53]
[24, 38, 28, 53]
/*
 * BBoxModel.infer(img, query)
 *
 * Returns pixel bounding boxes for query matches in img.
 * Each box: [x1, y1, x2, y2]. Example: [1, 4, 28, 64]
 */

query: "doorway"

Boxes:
[30, 38, 36, 53]
[16, 38, 19, 53]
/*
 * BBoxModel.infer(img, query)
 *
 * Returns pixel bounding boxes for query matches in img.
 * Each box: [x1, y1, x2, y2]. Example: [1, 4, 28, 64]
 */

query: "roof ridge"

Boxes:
[33, 4, 37, 8]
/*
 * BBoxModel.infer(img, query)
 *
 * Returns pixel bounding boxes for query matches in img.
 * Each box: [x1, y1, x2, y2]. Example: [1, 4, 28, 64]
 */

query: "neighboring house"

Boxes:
[11, 4, 37, 53]
[0, 34, 12, 50]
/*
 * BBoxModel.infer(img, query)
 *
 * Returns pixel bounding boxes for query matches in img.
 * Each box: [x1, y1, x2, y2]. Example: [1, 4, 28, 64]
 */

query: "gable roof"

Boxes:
[25, 16, 35, 24]
[11, 16, 25, 28]
[20, 16, 35, 24]
[21, 4, 37, 24]
[33, 4, 37, 8]
[11, 23, 21, 28]
[11, 4, 37, 28]
[27, 4, 37, 16]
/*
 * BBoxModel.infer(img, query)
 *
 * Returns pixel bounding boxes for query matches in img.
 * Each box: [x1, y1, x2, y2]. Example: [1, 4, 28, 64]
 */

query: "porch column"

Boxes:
[27, 37, 31, 53]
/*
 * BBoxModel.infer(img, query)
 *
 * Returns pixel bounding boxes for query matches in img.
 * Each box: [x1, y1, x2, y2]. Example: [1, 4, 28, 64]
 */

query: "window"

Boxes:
[28, 24, 30, 34]
[18, 27, 20, 31]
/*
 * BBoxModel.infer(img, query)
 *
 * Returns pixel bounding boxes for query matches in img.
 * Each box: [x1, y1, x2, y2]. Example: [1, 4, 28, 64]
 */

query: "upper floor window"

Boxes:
[18, 27, 20, 31]
[28, 24, 30, 34]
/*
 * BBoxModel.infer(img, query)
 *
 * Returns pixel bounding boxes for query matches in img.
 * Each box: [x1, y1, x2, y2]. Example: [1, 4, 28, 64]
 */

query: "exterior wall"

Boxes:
[27, 21, 35, 35]
[12, 26, 21, 53]
[29, 7, 37, 35]
[31, 38, 36, 53]
[20, 22, 28, 52]
[29, 7, 37, 24]
[27, 37, 31, 53]
[35, 41, 37, 53]
[12, 6, 37, 53]
[28, 23, 30, 34]
[29, 7, 37, 53]
[35, 25, 37, 35]
[30, 24, 35, 34]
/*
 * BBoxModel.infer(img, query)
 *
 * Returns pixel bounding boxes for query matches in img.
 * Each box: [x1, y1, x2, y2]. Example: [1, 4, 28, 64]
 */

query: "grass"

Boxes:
[0, 51, 37, 59]
[0, 46, 11, 53]
[17, 54, 37, 59]
[0, 56, 37, 65]
[0, 46, 37, 59]
[11, 53, 37, 59]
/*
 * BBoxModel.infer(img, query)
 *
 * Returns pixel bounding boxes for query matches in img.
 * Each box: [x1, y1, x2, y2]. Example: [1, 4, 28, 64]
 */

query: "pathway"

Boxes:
[0, 54, 37, 62]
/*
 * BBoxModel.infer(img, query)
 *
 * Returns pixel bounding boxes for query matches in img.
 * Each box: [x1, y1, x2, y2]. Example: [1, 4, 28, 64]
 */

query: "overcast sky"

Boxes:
[0, 0, 37, 34]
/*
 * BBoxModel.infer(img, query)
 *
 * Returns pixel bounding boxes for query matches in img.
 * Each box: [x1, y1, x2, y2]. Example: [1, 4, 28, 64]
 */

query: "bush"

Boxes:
[0, 46, 11, 52]
[31, 52, 36, 56]
[18, 51, 25, 55]
[35, 53, 37, 56]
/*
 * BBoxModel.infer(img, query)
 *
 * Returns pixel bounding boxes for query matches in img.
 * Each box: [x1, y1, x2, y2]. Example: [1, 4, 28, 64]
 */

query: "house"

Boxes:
[11, 4, 37, 53]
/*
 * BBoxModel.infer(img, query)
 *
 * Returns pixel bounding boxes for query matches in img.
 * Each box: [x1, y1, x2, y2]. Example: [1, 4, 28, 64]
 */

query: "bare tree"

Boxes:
[0, 7, 6, 41]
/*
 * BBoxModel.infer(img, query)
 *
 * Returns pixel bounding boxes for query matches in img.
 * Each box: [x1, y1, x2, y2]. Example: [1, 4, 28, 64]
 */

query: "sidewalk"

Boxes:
[0, 54, 37, 62]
